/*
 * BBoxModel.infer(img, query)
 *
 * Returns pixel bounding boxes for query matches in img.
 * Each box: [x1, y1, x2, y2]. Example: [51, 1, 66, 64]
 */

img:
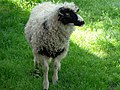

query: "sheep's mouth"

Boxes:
[74, 20, 85, 26]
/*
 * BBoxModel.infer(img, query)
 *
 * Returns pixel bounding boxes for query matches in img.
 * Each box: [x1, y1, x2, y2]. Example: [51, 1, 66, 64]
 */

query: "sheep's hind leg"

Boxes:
[43, 58, 49, 90]
[33, 51, 41, 78]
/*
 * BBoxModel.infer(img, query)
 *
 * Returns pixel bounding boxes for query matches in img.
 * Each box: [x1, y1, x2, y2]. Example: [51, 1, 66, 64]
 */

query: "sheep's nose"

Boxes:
[80, 21, 85, 26]
[74, 20, 85, 26]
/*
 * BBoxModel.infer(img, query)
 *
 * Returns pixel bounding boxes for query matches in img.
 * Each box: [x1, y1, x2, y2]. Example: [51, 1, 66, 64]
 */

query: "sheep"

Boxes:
[25, 2, 84, 90]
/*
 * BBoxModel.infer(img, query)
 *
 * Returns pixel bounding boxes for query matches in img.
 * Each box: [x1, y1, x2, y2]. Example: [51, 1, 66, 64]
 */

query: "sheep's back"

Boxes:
[30, 2, 57, 19]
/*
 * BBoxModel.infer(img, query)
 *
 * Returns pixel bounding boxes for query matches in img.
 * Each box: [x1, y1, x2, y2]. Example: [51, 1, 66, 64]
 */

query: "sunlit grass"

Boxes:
[71, 27, 107, 58]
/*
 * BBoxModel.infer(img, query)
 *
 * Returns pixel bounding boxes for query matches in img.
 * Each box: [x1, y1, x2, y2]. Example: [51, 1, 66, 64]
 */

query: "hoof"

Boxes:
[53, 81, 58, 85]
[52, 75, 58, 85]
[33, 69, 40, 78]
[34, 73, 40, 78]
[52, 78, 58, 85]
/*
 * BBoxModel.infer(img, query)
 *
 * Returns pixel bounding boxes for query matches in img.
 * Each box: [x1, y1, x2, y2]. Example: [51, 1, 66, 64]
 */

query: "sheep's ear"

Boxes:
[76, 8, 79, 13]
[58, 7, 65, 16]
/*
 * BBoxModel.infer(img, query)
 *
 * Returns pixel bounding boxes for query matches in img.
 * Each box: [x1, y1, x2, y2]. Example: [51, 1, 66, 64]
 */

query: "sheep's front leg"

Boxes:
[43, 59, 49, 90]
[52, 59, 61, 84]
[52, 46, 68, 84]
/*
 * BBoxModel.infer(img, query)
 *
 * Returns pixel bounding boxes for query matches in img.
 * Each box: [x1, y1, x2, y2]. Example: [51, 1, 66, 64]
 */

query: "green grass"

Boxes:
[0, 0, 120, 90]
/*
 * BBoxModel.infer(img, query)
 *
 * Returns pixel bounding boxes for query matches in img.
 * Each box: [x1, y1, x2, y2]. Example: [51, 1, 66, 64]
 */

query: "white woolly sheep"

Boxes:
[25, 2, 84, 90]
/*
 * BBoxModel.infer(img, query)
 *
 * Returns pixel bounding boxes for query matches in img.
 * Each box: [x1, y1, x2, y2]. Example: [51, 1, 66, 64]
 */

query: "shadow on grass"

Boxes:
[0, 0, 120, 90]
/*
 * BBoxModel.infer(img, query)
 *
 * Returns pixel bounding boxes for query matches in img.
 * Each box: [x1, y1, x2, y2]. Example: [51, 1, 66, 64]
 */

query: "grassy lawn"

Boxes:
[0, 0, 120, 90]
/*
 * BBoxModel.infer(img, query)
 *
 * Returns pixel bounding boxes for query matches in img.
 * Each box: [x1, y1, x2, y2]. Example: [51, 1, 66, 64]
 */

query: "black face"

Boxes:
[58, 7, 84, 26]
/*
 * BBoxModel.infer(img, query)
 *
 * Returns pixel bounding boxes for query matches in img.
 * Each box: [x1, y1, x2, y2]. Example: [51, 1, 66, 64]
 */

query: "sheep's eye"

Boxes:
[65, 13, 70, 16]
[64, 13, 71, 18]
